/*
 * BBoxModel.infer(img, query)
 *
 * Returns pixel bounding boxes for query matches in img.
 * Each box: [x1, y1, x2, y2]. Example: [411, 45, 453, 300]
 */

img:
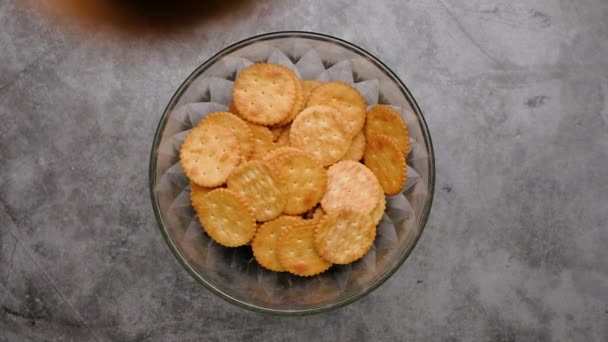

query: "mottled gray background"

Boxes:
[1, 0, 607, 341]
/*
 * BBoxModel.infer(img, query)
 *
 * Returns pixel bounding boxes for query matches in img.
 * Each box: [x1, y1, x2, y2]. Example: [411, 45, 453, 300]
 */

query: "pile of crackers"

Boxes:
[180, 63, 410, 277]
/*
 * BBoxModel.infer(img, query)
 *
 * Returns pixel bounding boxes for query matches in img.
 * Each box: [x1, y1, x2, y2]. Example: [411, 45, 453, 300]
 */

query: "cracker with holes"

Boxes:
[227, 160, 286, 222]
[364, 135, 407, 195]
[180, 123, 241, 187]
[314, 206, 375, 264]
[246, 123, 276, 160]
[252, 215, 305, 272]
[195, 189, 257, 247]
[276, 73, 305, 126]
[190, 181, 217, 212]
[321, 160, 382, 214]
[370, 192, 386, 226]
[302, 80, 322, 102]
[307, 81, 367, 138]
[262, 146, 301, 163]
[340, 130, 366, 161]
[201, 112, 254, 159]
[233, 63, 298, 125]
[277, 221, 332, 276]
[268, 150, 326, 215]
[290, 105, 350, 166]
[365, 105, 410, 156]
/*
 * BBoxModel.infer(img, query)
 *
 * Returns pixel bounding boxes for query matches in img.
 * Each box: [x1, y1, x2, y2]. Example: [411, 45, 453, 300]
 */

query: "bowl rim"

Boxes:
[149, 31, 435, 316]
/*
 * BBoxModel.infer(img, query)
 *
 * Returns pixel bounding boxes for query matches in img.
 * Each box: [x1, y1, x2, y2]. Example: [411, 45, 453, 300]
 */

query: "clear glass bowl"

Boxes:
[149, 31, 435, 315]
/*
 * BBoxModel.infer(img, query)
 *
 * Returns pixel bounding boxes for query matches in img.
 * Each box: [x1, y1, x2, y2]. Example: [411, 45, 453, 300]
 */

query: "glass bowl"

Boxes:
[149, 31, 435, 315]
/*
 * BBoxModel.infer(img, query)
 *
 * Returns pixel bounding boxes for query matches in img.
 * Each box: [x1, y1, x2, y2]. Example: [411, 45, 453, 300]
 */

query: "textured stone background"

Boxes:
[1, 0, 607, 341]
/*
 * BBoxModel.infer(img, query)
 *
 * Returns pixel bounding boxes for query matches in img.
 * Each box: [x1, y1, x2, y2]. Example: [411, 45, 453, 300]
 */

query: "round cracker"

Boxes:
[364, 135, 407, 195]
[365, 105, 410, 156]
[252, 215, 305, 272]
[340, 129, 366, 161]
[227, 160, 286, 222]
[201, 112, 254, 159]
[190, 181, 217, 214]
[270, 150, 327, 215]
[321, 160, 382, 214]
[289, 105, 350, 167]
[246, 123, 276, 160]
[307, 81, 367, 138]
[196, 189, 257, 247]
[275, 73, 305, 126]
[233, 63, 298, 125]
[302, 80, 322, 103]
[314, 207, 375, 264]
[370, 192, 386, 227]
[277, 221, 332, 276]
[262, 146, 301, 164]
[180, 123, 241, 187]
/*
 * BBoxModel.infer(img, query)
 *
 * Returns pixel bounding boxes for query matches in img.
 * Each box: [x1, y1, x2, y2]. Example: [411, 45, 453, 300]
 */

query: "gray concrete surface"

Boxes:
[1, 0, 607, 341]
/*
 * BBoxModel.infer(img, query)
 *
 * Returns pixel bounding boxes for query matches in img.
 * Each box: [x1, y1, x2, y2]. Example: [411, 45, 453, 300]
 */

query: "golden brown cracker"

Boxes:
[277, 221, 332, 276]
[233, 63, 298, 125]
[321, 160, 382, 214]
[314, 207, 375, 264]
[365, 105, 410, 155]
[196, 189, 257, 247]
[270, 150, 327, 215]
[275, 73, 305, 126]
[180, 123, 241, 187]
[190, 181, 216, 213]
[227, 160, 286, 222]
[262, 146, 301, 164]
[364, 135, 407, 195]
[340, 129, 366, 161]
[302, 80, 322, 103]
[370, 192, 386, 227]
[252, 215, 304, 272]
[246, 123, 276, 160]
[307, 81, 367, 138]
[201, 112, 253, 159]
[289, 105, 350, 166]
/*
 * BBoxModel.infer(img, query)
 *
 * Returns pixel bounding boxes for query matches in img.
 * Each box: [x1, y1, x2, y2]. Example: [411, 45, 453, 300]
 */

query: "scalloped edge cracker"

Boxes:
[197, 189, 257, 247]
[314, 207, 375, 264]
[269, 150, 327, 215]
[252, 215, 304, 272]
[180, 123, 241, 187]
[364, 135, 407, 195]
[233, 63, 298, 125]
[307, 81, 367, 138]
[201, 112, 254, 159]
[340, 129, 366, 161]
[321, 160, 381, 214]
[246, 123, 276, 160]
[289, 105, 350, 166]
[365, 105, 410, 156]
[278, 221, 332, 276]
[227, 160, 286, 222]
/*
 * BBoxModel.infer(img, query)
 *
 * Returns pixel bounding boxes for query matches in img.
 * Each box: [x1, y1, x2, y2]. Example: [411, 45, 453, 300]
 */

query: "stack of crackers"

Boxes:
[180, 63, 410, 277]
